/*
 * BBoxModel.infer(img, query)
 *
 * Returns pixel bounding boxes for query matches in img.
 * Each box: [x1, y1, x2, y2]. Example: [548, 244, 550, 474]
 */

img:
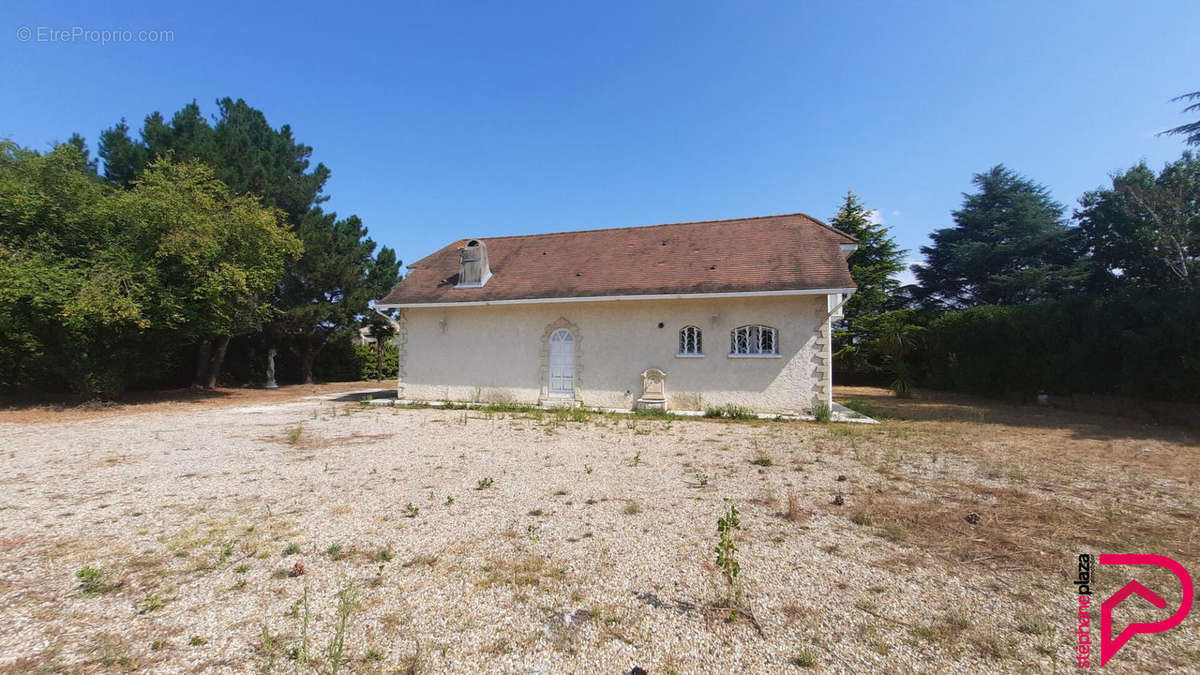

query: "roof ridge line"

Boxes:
[799, 212, 859, 243]
[404, 212, 855, 269]
[461, 212, 839, 242]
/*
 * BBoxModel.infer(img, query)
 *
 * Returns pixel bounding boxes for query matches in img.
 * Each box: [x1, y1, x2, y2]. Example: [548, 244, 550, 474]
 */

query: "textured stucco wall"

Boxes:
[396, 295, 832, 414]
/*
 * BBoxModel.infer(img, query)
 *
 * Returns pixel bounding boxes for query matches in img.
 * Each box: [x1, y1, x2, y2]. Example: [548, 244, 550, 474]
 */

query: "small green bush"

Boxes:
[139, 594, 166, 613]
[76, 566, 119, 595]
[811, 402, 832, 423]
[632, 407, 679, 419]
[76, 567, 102, 592]
[790, 649, 817, 668]
[704, 404, 755, 420]
[480, 402, 540, 414]
[714, 501, 742, 602]
[310, 335, 399, 382]
[355, 342, 399, 381]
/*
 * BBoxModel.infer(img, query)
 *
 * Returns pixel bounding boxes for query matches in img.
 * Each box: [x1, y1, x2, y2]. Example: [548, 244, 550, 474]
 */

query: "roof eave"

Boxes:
[376, 286, 857, 310]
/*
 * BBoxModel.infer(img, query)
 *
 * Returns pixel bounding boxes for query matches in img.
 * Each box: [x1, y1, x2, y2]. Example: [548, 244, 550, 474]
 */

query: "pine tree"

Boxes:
[1162, 90, 1200, 146]
[830, 191, 906, 318]
[829, 191, 907, 375]
[274, 209, 401, 384]
[914, 165, 1082, 308]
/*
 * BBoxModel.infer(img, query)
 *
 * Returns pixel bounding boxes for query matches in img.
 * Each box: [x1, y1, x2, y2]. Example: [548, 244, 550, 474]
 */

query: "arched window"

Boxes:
[678, 325, 703, 356]
[730, 325, 778, 356]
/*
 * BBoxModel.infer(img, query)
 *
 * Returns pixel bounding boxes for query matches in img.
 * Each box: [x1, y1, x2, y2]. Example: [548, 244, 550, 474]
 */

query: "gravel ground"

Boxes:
[0, 390, 1196, 673]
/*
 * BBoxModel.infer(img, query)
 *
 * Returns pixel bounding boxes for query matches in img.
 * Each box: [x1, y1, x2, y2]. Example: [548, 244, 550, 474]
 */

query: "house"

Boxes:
[374, 214, 857, 415]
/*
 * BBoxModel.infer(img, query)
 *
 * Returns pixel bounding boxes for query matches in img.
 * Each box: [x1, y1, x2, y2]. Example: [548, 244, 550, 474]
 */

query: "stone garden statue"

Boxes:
[265, 348, 278, 389]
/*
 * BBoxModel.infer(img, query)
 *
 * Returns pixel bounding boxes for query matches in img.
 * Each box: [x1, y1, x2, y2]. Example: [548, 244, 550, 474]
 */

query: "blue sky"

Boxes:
[4, 1, 1198, 280]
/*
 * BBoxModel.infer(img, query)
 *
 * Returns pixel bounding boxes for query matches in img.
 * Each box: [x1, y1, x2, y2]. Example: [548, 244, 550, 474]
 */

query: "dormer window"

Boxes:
[456, 239, 492, 288]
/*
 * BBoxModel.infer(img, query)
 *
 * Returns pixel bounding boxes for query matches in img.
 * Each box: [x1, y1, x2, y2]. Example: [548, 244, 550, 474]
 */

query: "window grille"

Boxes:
[730, 325, 778, 355]
[678, 325, 702, 355]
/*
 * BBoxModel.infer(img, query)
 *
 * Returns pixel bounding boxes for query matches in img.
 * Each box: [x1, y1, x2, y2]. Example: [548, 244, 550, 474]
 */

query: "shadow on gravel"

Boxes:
[837, 386, 1198, 445]
[326, 389, 397, 403]
[0, 387, 232, 411]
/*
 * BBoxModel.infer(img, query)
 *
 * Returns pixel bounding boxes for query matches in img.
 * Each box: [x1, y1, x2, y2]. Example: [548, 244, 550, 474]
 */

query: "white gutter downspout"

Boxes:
[822, 290, 853, 324]
[372, 306, 399, 331]
[819, 290, 855, 411]
[824, 240, 859, 399]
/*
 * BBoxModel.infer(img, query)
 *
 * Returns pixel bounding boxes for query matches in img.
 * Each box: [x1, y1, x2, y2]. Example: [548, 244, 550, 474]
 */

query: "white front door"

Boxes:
[548, 329, 575, 397]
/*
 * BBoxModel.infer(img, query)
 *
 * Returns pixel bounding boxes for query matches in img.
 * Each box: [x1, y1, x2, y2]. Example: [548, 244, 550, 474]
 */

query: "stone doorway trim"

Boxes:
[538, 317, 582, 404]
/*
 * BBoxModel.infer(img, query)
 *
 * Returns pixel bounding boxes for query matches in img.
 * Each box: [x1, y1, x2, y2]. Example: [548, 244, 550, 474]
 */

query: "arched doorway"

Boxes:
[547, 329, 575, 397]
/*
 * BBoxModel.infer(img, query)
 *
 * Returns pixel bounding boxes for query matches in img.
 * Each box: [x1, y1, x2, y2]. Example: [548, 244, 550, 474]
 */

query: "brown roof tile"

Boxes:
[378, 213, 856, 306]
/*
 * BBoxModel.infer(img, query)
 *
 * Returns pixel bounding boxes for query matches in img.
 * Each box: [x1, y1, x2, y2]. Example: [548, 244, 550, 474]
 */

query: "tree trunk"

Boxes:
[375, 340, 384, 381]
[301, 348, 316, 385]
[192, 339, 213, 389]
[205, 335, 231, 389]
[294, 331, 315, 385]
[293, 331, 329, 385]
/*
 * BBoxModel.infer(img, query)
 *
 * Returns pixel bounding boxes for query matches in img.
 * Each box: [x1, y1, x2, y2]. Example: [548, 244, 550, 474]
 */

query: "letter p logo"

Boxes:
[1099, 554, 1193, 665]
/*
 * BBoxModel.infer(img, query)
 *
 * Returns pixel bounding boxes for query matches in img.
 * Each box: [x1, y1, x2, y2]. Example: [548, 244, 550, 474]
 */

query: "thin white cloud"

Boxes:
[866, 209, 884, 225]
[890, 258, 922, 287]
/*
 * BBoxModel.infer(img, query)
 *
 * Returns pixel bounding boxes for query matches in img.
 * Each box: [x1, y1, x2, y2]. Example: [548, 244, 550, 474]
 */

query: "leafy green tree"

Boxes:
[95, 99, 395, 385]
[0, 142, 113, 393]
[103, 159, 303, 388]
[1162, 90, 1200, 146]
[1076, 153, 1200, 291]
[0, 141, 108, 252]
[914, 165, 1083, 308]
[0, 143, 300, 396]
[274, 208, 401, 383]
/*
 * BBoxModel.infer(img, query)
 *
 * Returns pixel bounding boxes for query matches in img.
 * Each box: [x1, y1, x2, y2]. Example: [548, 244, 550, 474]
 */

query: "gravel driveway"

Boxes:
[1, 390, 1196, 673]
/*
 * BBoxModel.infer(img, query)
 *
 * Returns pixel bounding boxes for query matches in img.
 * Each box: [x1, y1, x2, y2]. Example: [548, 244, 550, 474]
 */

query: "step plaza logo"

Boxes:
[1074, 553, 1194, 667]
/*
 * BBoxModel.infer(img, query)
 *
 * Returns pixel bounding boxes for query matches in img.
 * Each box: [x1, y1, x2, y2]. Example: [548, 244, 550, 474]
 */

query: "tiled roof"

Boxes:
[378, 213, 856, 306]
